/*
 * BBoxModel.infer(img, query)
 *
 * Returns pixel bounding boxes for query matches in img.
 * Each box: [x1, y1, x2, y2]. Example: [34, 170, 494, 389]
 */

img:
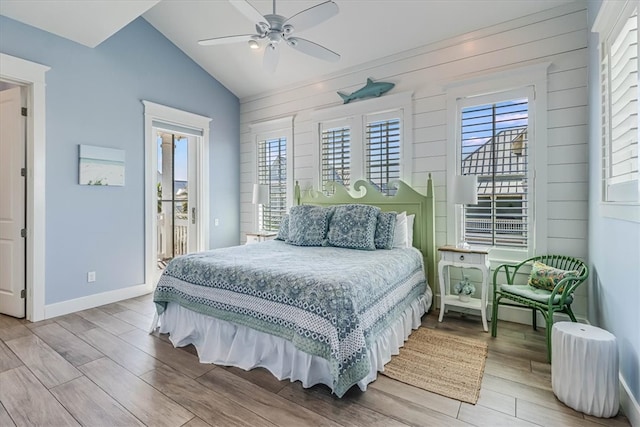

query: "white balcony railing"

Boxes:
[157, 213, 189, 261]
[466, 218, 527, 247]
[467, 218, 525, 234]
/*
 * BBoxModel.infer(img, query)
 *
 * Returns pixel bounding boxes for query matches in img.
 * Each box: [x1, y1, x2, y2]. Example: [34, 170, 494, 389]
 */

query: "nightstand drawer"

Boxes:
[246, 235, 261, 244]
[245, 232, 277, 245]
[440, 250, 484, 265]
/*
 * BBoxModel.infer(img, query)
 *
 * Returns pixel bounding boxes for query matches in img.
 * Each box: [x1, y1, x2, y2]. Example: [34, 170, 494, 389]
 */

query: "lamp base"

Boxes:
[456, 240, 471, 250]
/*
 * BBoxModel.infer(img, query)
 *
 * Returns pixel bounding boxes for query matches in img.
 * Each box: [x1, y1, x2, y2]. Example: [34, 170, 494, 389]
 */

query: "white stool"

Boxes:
[551, 322, 619, 418]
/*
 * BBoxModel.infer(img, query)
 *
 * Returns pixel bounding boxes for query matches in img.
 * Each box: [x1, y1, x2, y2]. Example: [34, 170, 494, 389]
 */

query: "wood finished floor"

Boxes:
[0, 294, 630, 427]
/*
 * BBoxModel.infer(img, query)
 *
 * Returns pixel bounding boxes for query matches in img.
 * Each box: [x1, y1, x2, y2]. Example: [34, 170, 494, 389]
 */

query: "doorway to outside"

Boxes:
[156, 131, 198, 270]
[143, 101, 211, 287]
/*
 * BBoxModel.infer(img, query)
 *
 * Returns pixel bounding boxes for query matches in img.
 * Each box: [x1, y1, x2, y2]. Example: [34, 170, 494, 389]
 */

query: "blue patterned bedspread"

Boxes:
[154, 240, 427, 397]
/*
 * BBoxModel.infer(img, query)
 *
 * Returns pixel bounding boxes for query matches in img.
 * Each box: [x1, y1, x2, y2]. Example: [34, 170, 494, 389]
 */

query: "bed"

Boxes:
[153, 176, 436, 397]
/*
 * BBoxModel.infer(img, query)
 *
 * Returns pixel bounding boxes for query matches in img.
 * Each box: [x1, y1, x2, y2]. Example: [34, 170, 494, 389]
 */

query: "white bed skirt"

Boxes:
[157, 287, 432, 395]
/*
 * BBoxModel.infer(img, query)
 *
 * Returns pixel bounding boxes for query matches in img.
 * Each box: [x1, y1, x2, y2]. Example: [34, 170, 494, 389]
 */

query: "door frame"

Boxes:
[0, 53, 50, 321]
[142, 101, 211, 287]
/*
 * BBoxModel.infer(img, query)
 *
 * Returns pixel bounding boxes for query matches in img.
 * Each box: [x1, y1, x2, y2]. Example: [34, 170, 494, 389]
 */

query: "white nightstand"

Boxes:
[438, 245, 491, 331]
[245, 231, 277, 244]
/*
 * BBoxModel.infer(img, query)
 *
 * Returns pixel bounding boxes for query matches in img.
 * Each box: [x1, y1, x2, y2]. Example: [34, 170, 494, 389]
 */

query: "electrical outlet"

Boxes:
[87, 271, 96, 283]
[214, 218, 219, 226]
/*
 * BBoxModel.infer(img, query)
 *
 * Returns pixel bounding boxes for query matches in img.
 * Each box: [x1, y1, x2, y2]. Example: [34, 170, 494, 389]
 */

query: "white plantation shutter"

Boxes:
[460, 98, 530, 249]
[321, 125, 351, 195]
[366, 116, 401, 195]
[600, 5, 639, 202]
[257, 137, 287, 231]
[313, 93, 412, 195]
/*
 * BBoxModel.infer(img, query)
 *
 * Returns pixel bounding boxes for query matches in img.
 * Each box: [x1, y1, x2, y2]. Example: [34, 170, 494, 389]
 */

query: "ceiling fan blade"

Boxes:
[285, 1, 338, 32]
[229, 0, 268, 26]
[198, 34, 255, 46]
[287, 37, 340, 62]
[263, 45, 280, 73]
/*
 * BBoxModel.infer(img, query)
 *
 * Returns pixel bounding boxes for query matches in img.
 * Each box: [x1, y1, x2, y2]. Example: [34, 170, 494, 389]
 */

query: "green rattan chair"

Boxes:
[490, 255, 589, 362]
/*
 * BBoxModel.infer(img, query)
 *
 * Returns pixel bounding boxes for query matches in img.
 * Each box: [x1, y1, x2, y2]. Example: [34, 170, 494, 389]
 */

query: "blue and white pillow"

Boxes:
[327, 204, 380, 251]
[286, 205, 331, 246]
[374, 211, 397, 249]
[275, 214, 289, 241]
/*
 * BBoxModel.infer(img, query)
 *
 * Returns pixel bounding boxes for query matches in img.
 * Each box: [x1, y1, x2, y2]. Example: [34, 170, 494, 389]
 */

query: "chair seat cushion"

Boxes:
[499, 284, 573, 304]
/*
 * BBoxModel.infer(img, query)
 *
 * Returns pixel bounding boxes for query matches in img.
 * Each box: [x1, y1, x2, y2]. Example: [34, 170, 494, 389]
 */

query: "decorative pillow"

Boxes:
[374, 211, 397, 249]
[286, 205, 331, 246]
[406, 214, 415, 248]
[275, 214, 289, 241]
[393, 212, 408, 248]
[327, 204, 380, 250]
[528, 261, 578, 292]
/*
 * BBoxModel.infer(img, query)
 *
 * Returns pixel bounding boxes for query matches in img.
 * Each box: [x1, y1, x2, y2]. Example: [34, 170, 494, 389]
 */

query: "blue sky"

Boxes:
[461, 98, 528, 159]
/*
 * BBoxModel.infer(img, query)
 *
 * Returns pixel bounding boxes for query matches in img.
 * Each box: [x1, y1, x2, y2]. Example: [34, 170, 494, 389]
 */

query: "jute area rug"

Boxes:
[381, 327, 488, 404]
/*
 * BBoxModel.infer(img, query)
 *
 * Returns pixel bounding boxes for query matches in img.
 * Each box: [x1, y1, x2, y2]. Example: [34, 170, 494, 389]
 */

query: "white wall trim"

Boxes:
[0, 53, 50, 322]
[600, 203, 640, 223]
[250, 116, 295, 231]
[445, 62, 550, 262]
[44, 283, 152, 319]
[620, 374, 640, 427]
[249, 115, 294, 133]
[592, 0, 635, 37]
[310, 91, 414, 192]
[142, 100, 212, 288]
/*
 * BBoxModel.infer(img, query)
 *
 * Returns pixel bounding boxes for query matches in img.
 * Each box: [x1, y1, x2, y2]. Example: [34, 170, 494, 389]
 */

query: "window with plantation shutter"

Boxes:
[321, 125, 351, 195]
[366, 116, 401, 195]
[598, 4, 638, 204]
[313, 92, 413, 195]
[257, 136, 287, 231]
[460, 97, 530, 249]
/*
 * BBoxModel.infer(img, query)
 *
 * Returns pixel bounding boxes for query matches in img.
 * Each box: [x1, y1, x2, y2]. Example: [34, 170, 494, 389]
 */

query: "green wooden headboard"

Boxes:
[295, 175, 437, 296]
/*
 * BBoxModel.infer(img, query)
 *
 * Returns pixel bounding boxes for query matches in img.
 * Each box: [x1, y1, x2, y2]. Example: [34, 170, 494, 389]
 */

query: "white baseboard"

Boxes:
[621, 375, 640, 427]
[44, 283, 153, 319]
[494, 304, 588, 326]
[435, 297, 588, 326]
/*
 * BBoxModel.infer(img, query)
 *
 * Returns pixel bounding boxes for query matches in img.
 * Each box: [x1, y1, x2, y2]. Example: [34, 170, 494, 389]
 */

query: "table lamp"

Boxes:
[453, 174, 478, 249]
[252, 184, 269, 232]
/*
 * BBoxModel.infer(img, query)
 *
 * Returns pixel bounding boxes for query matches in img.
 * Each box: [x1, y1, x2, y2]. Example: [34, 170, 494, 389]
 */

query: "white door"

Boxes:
[186, 135, 198, 254]
[0, 86, 26, 317]
[156, 131, 199, 266]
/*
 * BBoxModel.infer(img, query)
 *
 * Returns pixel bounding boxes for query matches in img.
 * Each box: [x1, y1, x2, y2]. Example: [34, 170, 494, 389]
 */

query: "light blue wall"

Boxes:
[0, 16, 240, 305]
[586, 0, 639, 405]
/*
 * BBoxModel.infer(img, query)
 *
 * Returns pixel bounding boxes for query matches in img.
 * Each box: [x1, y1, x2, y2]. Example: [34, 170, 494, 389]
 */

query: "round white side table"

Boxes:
[551, 322, 619, 418]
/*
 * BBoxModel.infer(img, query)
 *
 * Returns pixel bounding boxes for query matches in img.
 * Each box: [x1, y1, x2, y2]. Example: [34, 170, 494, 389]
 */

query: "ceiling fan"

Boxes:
[198, 0, 340, 72]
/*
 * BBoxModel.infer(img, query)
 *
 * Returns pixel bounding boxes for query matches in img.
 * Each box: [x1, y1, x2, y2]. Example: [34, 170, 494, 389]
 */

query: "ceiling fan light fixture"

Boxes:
[199, 0, 341, 71]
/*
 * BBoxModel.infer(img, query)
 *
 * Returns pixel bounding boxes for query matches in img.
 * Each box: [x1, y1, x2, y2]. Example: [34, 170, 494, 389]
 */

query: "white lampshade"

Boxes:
[453, 175, 478, 205]
[252, 184, 269, 205]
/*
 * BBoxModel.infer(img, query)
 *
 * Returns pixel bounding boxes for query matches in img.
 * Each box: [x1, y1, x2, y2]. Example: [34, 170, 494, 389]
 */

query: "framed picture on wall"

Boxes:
[78, 144, 125, 186]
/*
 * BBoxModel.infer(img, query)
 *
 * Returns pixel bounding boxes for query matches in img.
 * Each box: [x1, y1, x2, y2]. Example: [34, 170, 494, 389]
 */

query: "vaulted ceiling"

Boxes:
[0, 0, 576, 99]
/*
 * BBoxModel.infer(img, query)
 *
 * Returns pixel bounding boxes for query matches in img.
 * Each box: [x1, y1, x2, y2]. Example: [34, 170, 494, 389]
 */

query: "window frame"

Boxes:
[446, 63, 550, 262]
[593, 0, 640, 223]
[312, 91, 413, 194]
[457, 89, 532, 251]
[250, 116, 294, 232]
[319, 117, 353, 195]
[365, 110, 403, 195]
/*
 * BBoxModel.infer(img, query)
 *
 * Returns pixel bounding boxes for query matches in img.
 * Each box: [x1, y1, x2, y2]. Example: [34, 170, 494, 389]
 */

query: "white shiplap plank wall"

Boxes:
[239, 3, 589, 318]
